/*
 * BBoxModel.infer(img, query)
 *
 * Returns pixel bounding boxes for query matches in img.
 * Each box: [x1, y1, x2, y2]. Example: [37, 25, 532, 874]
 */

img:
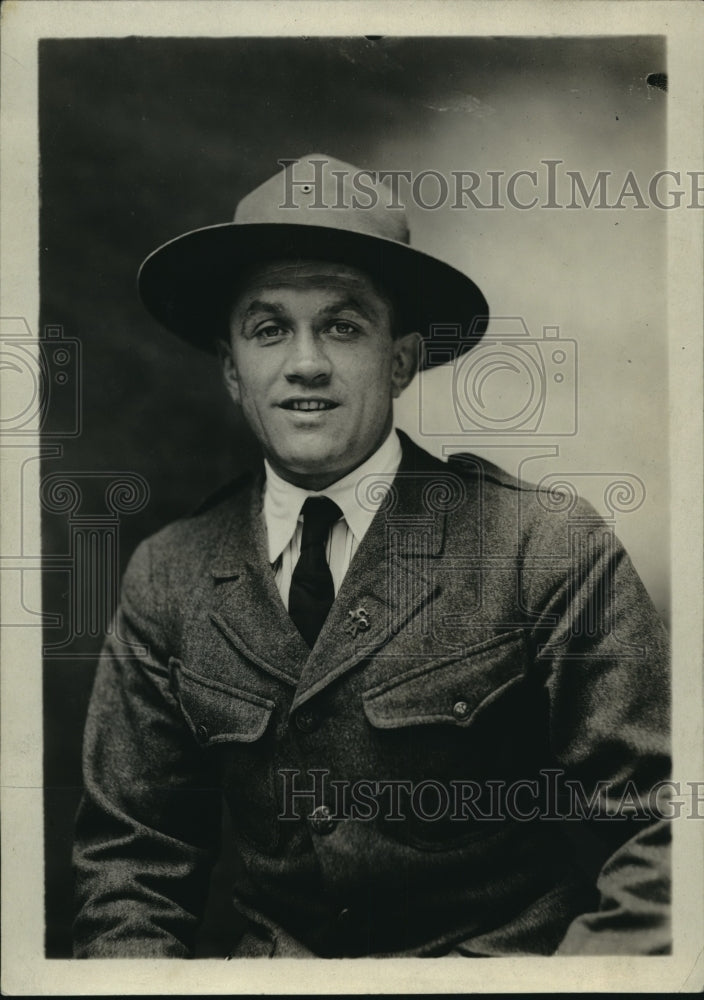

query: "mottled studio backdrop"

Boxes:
[39, 36, 667, 956]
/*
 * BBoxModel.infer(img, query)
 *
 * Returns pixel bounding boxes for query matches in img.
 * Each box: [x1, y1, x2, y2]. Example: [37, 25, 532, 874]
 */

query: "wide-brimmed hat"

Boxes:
[138, 154, 489, 369]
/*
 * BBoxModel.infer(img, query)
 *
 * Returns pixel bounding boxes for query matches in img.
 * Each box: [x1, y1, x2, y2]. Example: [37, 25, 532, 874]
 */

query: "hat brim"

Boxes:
[137, 223, 489, 370]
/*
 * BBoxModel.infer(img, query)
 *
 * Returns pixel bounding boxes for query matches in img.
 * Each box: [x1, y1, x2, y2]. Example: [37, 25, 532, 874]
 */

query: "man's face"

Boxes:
[221, 260, 419, 490]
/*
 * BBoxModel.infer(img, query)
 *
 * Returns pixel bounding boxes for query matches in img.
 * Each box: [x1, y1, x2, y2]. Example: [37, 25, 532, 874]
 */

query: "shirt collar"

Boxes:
[263, 429, 403, 564]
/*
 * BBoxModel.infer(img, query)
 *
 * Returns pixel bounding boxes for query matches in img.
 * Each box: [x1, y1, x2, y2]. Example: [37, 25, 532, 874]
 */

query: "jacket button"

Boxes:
[452, 700, 470, 721]
[310, 804, 336, 835]
[196, 724, 209, 743]
[337, 906, 351, 924]
[294, 707, 320, 733]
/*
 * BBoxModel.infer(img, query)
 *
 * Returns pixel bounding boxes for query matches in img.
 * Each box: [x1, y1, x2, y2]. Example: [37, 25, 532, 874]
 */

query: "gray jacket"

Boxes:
[73, 432, 670, 957]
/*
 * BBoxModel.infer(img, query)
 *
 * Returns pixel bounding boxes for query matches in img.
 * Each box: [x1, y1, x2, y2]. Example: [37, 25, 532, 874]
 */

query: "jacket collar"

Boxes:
[262, 428, 403, 564]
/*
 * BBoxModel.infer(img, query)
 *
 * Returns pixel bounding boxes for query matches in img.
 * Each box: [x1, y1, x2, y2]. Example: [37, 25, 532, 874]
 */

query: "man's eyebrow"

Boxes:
[234, 295, 383, 323]
[316, 297, 377, 321]
[240, 299, 288, 318]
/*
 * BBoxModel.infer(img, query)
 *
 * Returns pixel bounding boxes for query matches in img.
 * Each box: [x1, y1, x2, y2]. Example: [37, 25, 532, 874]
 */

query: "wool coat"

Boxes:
[73, 432, 670, 958]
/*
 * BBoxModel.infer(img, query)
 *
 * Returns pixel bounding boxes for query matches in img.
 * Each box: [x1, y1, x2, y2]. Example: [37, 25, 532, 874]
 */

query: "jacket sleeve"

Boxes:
[72, 535, 222, 958]
[527, 499, 671, 955]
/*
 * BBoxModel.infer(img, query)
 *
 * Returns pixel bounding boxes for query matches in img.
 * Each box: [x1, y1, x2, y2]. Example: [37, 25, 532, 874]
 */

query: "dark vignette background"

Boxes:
[40, 36, 667, 957]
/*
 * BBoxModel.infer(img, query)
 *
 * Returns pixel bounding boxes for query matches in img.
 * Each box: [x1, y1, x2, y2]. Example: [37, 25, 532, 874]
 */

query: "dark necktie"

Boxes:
[288, 496, 342, 647]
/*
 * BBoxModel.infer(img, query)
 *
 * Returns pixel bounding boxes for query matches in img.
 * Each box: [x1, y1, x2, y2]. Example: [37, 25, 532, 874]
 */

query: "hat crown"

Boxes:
[233, 153, 410, 244]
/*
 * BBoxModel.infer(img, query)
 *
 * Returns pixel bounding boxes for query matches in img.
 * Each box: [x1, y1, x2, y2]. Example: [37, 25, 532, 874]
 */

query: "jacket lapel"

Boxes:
[208, 470, 309, 686]
[290, 434, 455, 711]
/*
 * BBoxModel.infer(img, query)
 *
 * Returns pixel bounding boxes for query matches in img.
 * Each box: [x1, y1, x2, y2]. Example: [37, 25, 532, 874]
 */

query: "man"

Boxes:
[73, 155, 670, 958]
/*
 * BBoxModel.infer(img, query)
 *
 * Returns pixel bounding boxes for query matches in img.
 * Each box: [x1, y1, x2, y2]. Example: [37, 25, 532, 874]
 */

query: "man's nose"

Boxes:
[284, 329, 332, 384]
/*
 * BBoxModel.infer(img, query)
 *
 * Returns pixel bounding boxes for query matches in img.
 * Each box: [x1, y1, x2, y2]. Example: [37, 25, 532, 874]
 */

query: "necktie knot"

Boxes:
[300, 496, 342, 547]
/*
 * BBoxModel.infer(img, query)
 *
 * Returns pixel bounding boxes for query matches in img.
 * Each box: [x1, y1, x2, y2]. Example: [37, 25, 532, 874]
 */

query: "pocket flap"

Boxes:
[362, 629, 526, 730]
[169, 657, 275, 745]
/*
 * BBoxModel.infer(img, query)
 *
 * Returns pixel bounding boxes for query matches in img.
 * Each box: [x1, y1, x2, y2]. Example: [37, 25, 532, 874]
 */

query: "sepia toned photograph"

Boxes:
[1, 2, 702, 995]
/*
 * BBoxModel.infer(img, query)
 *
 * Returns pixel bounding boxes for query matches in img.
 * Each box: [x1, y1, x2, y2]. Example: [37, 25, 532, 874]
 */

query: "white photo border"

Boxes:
[1, 1, 702, 994]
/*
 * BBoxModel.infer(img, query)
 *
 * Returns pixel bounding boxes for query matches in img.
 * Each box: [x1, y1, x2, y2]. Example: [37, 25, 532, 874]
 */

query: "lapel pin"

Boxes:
[344, 606, 370, 637]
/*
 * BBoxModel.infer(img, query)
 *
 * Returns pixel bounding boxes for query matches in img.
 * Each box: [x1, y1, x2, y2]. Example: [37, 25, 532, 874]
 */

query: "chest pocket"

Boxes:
[169, 657, 275, 747]
[169, 657, 279, 852]
[360, 629, 532, 850]
[362, 628, 528, 731]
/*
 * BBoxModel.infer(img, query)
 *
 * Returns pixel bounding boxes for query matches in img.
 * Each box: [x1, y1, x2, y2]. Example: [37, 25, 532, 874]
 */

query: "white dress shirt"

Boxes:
[263, 429, 403, 607]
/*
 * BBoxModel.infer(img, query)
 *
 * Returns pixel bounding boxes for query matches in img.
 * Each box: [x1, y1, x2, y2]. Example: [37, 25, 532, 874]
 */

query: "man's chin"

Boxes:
[270, 445, 349, 487]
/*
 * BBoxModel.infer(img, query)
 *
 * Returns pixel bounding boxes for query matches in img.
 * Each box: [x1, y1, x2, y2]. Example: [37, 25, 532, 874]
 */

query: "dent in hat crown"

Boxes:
[233, 153, 411, 244]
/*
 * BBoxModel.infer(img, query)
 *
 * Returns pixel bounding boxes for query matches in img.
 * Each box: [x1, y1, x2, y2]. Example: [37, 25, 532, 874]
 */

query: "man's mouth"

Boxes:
[279, 398, 339, 412]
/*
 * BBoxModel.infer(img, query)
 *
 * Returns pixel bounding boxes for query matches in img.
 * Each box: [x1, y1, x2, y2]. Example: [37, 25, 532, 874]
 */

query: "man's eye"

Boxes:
[256, 324, 286, 341]
[328, 321, 358, 337]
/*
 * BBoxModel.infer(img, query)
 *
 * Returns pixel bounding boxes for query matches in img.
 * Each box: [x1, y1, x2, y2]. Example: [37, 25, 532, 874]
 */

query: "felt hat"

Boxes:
[138, 154, 489, 368]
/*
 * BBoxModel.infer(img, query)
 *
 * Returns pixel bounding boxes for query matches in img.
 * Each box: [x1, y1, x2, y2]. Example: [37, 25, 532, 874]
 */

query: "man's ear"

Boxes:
[216, 337, 241, 405]
[391, 331, 422, 398]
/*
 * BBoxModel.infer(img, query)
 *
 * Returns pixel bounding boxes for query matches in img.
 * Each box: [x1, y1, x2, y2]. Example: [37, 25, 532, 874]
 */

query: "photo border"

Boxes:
[1, 1, 702, 994]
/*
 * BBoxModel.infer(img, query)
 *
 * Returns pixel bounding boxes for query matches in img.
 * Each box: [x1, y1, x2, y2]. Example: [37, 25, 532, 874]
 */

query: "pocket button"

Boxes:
[294, 707, 320, 733]
[452, 700, 470, 721]
[310, 804, 336, 835]
[196, 723, 209, 743]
